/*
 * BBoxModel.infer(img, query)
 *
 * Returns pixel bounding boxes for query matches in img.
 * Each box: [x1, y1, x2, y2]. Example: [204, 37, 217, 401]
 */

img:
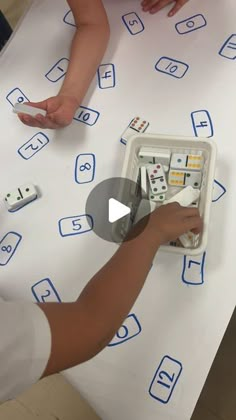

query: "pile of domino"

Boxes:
[135, 147, 204, 248]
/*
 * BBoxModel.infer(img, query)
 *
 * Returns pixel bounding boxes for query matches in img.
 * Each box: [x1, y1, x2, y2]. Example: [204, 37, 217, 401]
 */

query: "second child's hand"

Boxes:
[141, 0, 189, 17]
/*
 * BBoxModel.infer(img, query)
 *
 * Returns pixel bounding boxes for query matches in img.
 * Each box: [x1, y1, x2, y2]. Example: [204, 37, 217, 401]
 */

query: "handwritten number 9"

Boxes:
[72, 219, 82, 231]
[1, 245, 12, 253]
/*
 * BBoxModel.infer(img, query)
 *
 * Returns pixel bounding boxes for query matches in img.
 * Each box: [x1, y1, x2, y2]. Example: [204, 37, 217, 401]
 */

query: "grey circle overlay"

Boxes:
[85, 177, 151, 243]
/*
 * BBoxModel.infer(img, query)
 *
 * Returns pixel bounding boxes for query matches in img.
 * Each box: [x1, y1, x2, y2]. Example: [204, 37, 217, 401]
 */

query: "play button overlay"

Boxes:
[85, 177, 151, 243]
[108, 198, 130, 223]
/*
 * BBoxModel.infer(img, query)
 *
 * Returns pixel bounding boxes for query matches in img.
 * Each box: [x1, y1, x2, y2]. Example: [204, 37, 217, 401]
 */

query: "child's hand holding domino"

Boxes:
[17, 95, 79, 129]
[17, 0, 109, 129]
[132, 202, 202, 247]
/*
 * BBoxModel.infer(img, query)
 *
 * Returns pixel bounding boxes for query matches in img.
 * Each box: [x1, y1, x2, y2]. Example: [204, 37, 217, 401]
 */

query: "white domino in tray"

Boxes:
[164, 186, 200, 207]
[139, 147, 171, 166]
[13, 103, 47, 117]
[170, 153, 203, 171]
[147, 164, 168, 195]
[168, 169, 202, 188]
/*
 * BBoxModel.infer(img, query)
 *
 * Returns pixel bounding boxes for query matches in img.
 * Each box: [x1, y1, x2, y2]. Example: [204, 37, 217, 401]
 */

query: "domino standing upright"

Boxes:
[147, 164, 168, 195]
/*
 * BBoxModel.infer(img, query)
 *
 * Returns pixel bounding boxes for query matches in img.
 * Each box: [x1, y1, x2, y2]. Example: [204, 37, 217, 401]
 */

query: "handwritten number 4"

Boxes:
[157, 370, 175, 389]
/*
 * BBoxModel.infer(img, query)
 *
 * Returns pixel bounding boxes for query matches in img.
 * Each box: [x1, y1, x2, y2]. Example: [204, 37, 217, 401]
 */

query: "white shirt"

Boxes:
[0, 297, 51, 402]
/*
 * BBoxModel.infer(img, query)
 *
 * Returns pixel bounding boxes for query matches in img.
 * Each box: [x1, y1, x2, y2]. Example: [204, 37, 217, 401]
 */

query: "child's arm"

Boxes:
[141, 0, 189, 17]
[18, 0, 109, 129]
[39, 204, 202, 376]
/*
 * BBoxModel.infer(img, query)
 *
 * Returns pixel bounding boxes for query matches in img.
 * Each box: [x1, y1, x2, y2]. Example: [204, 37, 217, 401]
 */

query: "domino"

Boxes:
[4, 184, 38, 212]
[168, 170, 202, 188]
[140, 166, 148, 198]
[13, 103, 47, 117]
[170, 153, 203, 171]
[149, 190, 165, 202]
[179, 231, 197, 248]
[120, 117, 149, 145]
[134, 199, 156, 224]
[164, 186, 200, 207]
[147, 164, 168, 195]
[138, 147, 171, 166]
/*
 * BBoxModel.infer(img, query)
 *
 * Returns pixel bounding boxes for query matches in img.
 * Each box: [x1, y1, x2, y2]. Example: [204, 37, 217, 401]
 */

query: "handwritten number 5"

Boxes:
[72, 219, 82, 231]
[129, 19, 138, 26]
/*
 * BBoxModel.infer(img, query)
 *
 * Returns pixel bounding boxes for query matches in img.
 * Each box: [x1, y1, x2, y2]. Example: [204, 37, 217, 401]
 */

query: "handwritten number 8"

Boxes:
[80, 163, 91, 171]
[1, 245, 12, 253]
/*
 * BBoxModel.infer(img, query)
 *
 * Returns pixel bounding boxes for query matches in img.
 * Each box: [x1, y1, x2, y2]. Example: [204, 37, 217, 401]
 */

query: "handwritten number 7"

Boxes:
[188, 259, 200, 269]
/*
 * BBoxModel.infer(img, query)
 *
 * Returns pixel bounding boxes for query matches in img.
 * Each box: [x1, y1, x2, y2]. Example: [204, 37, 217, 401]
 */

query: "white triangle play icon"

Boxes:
[108, 198, 130, 223]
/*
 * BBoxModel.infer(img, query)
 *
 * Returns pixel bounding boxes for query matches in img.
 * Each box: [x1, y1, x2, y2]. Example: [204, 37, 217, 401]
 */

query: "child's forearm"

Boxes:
[39, 230, 159, 376]
[78, 230, 159, 348]
[59, 23, 110, 104]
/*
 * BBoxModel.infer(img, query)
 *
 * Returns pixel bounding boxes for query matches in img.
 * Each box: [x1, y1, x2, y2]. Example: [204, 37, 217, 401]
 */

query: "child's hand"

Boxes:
[17, 95, 79, 129]
[136, 202, 203, 247]
[141, 0, 188, 16]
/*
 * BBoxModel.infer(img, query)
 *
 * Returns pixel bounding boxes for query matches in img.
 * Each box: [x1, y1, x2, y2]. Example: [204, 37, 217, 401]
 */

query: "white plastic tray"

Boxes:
[121, 133, 217, 256]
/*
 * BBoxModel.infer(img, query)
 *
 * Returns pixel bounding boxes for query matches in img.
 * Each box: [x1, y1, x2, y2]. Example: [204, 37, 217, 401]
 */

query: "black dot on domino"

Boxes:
[26, 188, 29, 192]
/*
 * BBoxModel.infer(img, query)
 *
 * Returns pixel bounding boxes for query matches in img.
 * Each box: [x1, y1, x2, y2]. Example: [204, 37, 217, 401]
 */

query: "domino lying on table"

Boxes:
[135, 149, 204, 249]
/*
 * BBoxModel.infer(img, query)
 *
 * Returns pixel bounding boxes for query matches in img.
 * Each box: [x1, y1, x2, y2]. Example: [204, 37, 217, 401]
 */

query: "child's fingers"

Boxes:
[26, 99, 48, 110]
[142, 0, 156, 11]
[18, 113, 40, 128]
[168, 0, 188, 17]
[150, 0, 173, 14]
[185, 216, 203, 234]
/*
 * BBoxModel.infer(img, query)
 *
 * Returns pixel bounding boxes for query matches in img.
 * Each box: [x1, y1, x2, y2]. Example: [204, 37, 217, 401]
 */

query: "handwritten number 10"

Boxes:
[165, 62, 178, 73]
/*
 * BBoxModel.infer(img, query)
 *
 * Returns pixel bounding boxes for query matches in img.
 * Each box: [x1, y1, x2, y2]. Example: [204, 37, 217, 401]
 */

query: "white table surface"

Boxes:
[0, 1, 235, 419]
